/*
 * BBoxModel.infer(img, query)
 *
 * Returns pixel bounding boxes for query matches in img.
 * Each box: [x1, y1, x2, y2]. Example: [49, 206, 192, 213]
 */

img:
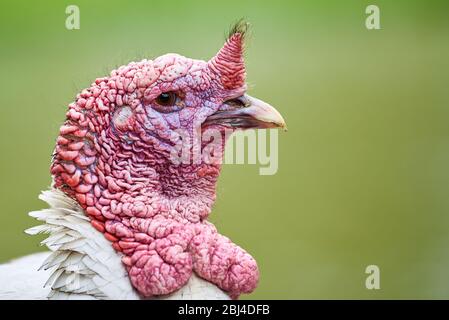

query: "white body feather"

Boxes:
[0, 189, 229, 300]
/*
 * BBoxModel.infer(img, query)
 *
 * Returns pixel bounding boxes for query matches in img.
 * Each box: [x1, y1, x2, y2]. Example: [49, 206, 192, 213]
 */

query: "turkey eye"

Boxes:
[155, 92, 177, 106]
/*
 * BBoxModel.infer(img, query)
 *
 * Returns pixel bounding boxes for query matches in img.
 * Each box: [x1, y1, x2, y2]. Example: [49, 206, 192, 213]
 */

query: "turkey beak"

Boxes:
[204, 94, 287, 130]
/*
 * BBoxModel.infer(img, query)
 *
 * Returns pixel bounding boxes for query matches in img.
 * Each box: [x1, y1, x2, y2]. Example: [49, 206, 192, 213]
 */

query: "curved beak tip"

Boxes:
[202, 94, 287, 131]
[244, 94, 287, 131]
[281, 123, 288, 132]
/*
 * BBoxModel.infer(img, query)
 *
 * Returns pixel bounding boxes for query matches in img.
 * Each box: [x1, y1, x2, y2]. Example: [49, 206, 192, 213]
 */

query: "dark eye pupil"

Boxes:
[156, 92, 176, 106]
[159, 93, 170, 102]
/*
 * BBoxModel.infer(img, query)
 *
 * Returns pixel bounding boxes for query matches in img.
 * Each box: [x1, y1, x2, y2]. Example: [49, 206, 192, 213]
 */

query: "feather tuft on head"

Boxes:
[227, 19, 250, 41]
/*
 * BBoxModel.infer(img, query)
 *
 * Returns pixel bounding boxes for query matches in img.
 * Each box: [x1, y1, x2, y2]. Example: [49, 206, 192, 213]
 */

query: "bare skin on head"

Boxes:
[51, 22, 286, 299]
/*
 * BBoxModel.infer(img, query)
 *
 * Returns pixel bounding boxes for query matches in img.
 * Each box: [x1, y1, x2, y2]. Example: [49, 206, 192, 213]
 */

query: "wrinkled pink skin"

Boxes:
[51, 34, 259, 299]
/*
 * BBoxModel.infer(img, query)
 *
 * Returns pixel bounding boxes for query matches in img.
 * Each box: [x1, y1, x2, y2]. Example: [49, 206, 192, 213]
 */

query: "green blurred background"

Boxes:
[1, 0, 449, 299]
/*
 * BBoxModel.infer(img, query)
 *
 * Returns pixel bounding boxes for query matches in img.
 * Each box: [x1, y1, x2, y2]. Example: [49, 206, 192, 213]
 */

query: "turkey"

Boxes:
[0, 21, 286, 300]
